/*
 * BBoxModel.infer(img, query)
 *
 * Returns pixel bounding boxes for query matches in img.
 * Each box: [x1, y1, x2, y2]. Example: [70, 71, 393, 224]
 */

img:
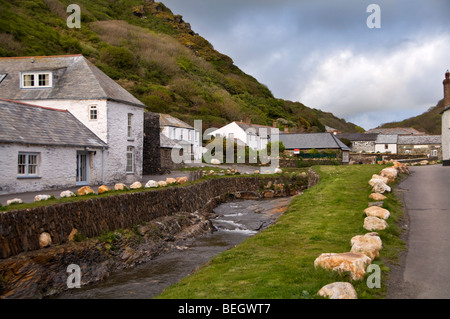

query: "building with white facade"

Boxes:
[442, 70, 450, 166]
[206, 119, 279, 151]
[159, 113, 201, 161]
[0, 54, 146, 193]
[374, 135, 398, 154]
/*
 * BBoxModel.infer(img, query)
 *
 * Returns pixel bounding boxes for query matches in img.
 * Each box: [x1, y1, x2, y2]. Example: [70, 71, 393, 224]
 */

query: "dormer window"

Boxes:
[21, 72, 52, 88]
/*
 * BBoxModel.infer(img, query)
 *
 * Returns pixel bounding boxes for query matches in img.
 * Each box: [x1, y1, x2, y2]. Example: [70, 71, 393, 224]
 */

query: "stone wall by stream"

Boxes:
[0, 173, 313, 299]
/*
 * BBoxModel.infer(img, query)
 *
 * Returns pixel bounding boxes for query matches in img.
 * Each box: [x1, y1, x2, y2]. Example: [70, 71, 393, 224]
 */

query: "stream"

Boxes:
[55, 196, 294, 299]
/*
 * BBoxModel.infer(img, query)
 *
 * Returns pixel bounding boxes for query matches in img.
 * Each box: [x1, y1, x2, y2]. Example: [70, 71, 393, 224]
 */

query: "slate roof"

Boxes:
[398, 135, 442, 145]
[0, 99, 107, 148]
[0, 55, 145, 108]
[159, 113, 194, 129]
[160, 134, 182, 149]
[375, 134, 398, 144]
[279, 133, 351, 151]
[336, 133, 378, 142]
[365, 127, 424, 135]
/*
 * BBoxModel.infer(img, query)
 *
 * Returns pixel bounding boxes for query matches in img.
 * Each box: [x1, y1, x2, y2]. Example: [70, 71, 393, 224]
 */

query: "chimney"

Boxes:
[444, 70, 450, 107]
[273, 120, 277, 128]
[284, 125, 289, 133]
[246, 116, 251, 125]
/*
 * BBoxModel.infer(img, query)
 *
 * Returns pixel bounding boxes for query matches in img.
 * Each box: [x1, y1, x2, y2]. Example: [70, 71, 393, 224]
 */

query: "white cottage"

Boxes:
[0, 54, 145, 193]
[207, 119, 279, 151]
[442, 70, 450, 166]
[159, 113, 201, 161]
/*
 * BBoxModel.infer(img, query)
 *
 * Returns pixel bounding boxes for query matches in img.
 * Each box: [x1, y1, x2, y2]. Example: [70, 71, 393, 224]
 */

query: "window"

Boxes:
[18, 152, 39, 177]
[21, 72, 52, 88]
[385, 144, 389, 150]
[126, 146, 134, 173]
[127, 113, 133, 139]
[89, 105, 98, 120]
[431, 149, 438, 157]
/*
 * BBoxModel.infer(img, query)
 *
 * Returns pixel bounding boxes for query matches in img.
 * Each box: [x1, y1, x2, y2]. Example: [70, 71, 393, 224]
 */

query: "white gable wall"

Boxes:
[207, 122, 248, 147]
[19, 99, 108, 143]
[443, 110, 450, 162]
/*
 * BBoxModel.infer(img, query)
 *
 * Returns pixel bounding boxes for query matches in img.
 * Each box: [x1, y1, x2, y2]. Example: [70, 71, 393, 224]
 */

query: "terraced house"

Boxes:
[0, 55, 146, 194]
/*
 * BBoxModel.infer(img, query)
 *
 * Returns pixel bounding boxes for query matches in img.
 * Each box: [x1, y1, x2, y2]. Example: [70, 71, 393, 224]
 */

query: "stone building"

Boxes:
[397, 135, 442, 159]
[336, 133, 378, 153]
[0, 55, 146, 193]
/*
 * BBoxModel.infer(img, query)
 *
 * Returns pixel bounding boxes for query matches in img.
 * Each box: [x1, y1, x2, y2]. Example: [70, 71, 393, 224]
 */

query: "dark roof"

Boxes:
[398, 135, 441, 145]
[375, 134, 398, 144]
[159, 113, 194, 129]
[0, 99, 107, 148]
[0, 55, 145, 108]
[365, 127, 424, 135]
[336, 133, 378, 142]
[279, 133, 351, 151]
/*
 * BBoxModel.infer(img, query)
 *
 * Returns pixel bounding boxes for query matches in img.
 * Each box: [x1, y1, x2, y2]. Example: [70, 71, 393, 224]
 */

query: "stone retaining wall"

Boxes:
[0, 175, 307, 259]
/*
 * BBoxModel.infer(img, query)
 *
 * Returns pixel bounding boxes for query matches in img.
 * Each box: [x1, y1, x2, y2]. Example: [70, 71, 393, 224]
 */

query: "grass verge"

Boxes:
[156, 165, 406, 299]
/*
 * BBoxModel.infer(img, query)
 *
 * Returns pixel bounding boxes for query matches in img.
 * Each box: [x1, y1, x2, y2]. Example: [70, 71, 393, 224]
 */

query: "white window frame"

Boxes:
[431, 149, 438, 157]
[127, 113, 133, 139]
[126, 146, 134, 173]
[21, 72, 53, 88]
[18, 152, 40, 177]
[89, 105, 98, 120]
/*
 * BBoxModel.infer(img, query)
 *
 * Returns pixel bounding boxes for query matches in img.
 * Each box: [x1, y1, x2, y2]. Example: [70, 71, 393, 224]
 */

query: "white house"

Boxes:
[442, 70, 450, 166]
[374, 135, 398, 154]
[0, 54, 146, 193]
[207, 119, 279, 151]
[159, 113, 201, 160]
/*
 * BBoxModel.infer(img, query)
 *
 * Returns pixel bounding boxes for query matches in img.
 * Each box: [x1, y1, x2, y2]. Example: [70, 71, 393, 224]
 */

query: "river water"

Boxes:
[55, 197, 293, 299]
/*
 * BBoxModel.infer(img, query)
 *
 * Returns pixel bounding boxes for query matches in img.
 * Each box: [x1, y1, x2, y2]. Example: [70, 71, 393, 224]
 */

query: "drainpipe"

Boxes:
[101, 147, 105, 185]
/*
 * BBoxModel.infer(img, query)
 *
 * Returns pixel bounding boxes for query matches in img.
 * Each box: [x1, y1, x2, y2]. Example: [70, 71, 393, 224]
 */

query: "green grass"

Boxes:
[156, 165, 406, 299]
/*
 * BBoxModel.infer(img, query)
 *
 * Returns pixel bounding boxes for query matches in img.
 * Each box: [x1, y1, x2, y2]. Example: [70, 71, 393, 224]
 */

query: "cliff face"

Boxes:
[0, 0, 362, 133]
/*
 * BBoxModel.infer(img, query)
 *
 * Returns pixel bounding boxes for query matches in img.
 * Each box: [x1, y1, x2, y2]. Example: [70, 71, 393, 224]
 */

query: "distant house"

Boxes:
[336, 133, 378, 153]
[279, 133, 351, 163]
[375, 135, 398, 154]
[207, 118, 279, 151]
[398, 135, 442, 159]
[0, 54, 146, 193]
[442, 70, 450, 166]
[159, 113, 201, 161]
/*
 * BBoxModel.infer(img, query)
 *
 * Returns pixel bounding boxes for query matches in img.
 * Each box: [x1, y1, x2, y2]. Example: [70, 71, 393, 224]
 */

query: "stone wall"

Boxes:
[0, 175, 307, 259]
[142, 111, 162, 174]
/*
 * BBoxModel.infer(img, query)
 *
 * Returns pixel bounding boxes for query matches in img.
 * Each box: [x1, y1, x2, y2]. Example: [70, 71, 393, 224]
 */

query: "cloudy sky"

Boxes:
[162, 0, 450, 130]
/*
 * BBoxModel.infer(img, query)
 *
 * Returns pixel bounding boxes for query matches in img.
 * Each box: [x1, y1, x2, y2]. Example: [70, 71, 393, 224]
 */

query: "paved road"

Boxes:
[388, 165, 450, 298]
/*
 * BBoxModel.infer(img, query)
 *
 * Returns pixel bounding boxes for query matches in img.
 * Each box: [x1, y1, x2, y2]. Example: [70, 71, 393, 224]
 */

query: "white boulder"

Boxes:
[6, 198, 23, 206]
[60, 190, 76, 198]
[318, 282, 358, 299]
[145, 180, 159, 188]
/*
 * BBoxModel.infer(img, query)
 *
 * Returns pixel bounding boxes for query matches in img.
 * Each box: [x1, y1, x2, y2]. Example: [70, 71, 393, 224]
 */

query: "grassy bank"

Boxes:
[156, 165, 406, 299]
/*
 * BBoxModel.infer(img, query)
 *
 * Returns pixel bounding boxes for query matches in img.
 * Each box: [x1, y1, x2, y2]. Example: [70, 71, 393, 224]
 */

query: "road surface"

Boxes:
[388, 165, 450, 298]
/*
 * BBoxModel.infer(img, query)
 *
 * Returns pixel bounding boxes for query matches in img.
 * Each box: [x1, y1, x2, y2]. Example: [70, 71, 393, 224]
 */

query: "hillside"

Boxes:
[379, 99, 444, 135]
[0, 0, 363, 133]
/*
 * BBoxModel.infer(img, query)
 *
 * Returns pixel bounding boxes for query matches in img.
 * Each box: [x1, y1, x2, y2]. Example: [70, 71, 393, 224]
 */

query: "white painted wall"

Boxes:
[442, 110, 450, 162]
[106, 101, 144, 184]
[20, 99, 108, 142]
[18, 98, 145, 186]
[375, 143, 397, 154]
[0, 143, 103, 194]
[161, 126, 202, 160]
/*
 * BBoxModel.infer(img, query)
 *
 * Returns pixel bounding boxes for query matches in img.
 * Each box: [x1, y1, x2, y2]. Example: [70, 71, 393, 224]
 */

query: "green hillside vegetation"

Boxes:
[380, 99, 443, 135]
[0, 0, 363, 133]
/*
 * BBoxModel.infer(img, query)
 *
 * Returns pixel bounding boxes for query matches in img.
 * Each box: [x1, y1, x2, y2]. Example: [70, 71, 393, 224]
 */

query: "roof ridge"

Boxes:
[0, 54, 83, 60]
[0, 98, 68, 112]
